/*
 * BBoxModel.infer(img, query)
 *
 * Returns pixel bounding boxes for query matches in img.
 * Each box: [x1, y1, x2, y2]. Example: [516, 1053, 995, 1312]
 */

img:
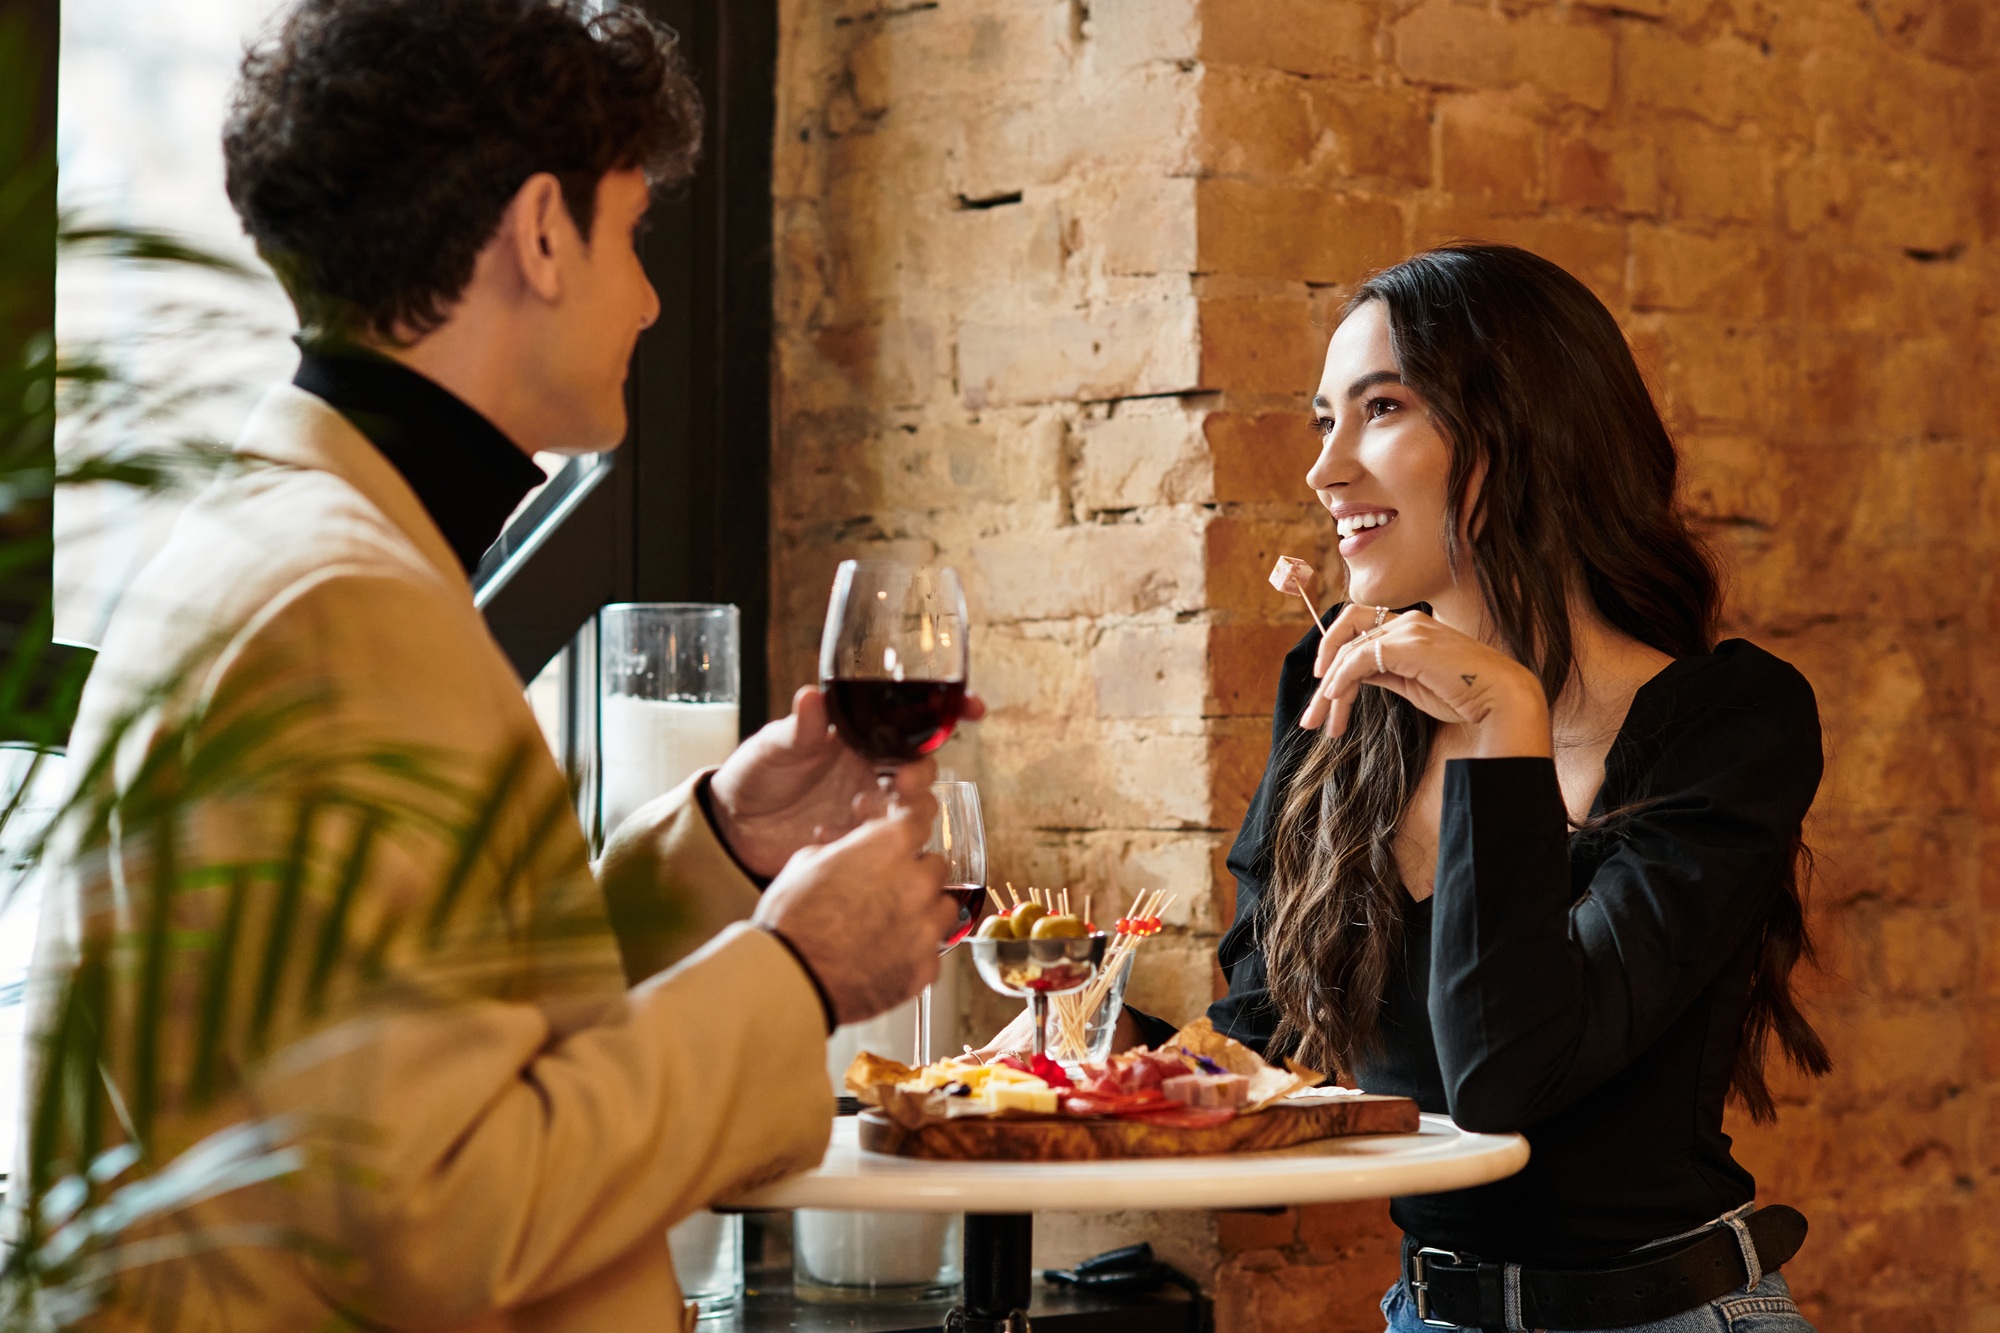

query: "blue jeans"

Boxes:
[1381, 1269, 1814, 1333]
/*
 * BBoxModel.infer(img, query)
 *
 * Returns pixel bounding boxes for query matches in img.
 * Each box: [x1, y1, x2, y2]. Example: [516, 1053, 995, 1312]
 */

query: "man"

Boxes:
[39, 1, 966, 1327]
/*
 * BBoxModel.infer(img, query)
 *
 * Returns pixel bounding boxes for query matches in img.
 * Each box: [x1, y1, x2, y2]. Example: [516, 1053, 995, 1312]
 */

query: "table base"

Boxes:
[948, 1212, 1033, 1332]
[737, 1251, 1194, 1333]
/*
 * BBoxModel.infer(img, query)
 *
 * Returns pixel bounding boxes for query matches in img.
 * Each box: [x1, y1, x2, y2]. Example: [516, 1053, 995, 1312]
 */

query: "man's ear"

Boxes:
[503, 172, 572, 304]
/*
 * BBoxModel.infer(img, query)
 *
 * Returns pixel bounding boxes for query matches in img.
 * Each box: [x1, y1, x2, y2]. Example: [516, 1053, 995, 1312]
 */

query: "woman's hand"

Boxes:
[965, 1005, 1038, 1063]
[1299, 606, 1553, 757]
[964, 1008, 1143, 1063]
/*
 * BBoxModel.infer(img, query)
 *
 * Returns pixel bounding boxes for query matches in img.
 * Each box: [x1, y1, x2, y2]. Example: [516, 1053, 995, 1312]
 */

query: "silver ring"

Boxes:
[1373, 606, 1388, 628]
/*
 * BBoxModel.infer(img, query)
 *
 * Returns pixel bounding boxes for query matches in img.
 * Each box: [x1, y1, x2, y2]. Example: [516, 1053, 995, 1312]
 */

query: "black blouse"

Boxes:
[1131, 624, 1822, 1266]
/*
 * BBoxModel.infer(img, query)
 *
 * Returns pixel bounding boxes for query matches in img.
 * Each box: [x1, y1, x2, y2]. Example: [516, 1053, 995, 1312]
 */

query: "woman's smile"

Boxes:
[1333, 505, 1398, 556]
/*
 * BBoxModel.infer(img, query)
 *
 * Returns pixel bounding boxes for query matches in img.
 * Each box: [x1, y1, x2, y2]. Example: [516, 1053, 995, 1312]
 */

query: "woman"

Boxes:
[997, 244, 1829, 1332]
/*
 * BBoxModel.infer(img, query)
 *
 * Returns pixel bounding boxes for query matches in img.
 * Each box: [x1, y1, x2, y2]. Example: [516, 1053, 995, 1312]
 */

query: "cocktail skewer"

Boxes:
[1050, 888, 1174, 1060]
[1269, 555, 1327, 638]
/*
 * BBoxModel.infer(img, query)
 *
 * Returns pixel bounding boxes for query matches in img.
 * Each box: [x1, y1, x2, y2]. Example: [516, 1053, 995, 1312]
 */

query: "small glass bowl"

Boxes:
[1047, 948, 1136, 1073]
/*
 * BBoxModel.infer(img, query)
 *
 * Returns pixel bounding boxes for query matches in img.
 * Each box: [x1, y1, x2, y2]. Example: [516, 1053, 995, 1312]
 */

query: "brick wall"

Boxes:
[770, 2, 1999, 1328]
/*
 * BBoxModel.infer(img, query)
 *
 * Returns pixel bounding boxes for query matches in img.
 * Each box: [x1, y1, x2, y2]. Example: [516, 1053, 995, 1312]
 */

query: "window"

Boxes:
[482, 0, 780, 822]
[54, 0, 295, 647]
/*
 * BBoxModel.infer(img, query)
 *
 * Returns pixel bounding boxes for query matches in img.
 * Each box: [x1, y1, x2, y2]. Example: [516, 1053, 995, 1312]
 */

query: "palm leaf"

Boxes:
[55, 221, 259, 281]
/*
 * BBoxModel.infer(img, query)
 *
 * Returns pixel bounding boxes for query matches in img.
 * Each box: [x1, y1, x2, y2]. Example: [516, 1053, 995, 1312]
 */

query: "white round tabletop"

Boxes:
[722, 1113, 1527, 1214]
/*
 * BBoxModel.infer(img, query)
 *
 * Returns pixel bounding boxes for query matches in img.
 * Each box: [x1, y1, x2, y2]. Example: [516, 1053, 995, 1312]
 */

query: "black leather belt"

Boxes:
[1400, 1204, 1808, 1331]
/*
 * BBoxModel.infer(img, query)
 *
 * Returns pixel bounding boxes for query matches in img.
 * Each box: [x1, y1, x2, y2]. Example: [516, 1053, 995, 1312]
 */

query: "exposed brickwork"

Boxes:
[772, 2, 1999, 1327]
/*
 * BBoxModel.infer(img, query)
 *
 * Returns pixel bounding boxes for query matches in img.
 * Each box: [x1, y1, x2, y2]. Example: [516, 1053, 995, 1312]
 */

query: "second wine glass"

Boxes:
[919, 780, 986, 1064]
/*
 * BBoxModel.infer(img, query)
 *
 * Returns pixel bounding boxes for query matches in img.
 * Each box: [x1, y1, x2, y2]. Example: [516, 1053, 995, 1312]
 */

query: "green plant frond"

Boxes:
[245, 797, 321, 1057]
[303, 812, 380, 1017]
[35, 1176, 89, 1235]
[128, 815, 178, 1149]
[422, 741, 532, 948]
[56, 442, 240, 494]
[3, 630, 251, 875]
[13, 590, 613, 1324]
[188, 868, 250, 1106]
[56, 219, 262, 283]
[33, 1222, 302, 1329]
[484, 776, 577, 942]
[98, 1063, 138, 1151]
[57, 1119, 305, 1256]
[26, 950, 107, 1201]
[0, 743, 49, 844]
[51, 357, 107, 386]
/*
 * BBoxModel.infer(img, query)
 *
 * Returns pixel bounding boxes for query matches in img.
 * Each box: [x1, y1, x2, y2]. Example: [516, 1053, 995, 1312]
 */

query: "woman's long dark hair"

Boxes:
[1263, 243, 1829, 1121]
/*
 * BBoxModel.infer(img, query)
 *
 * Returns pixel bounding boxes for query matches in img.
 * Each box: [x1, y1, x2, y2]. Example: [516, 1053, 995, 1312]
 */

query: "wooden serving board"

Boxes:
[857, 1095, 1419, 1161]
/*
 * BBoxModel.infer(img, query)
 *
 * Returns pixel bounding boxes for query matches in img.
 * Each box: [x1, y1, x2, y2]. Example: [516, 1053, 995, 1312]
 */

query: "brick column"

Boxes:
[773, 3, 2000, 1328]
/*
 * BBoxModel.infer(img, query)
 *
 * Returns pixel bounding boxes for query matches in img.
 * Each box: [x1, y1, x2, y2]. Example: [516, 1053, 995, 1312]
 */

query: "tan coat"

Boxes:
[37, 385, 830, 1330]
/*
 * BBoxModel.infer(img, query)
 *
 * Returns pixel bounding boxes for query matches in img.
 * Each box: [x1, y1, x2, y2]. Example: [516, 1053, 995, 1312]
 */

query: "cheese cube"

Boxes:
[1268, 556, 1314, 595]
[988, 1083, 1058, 1115]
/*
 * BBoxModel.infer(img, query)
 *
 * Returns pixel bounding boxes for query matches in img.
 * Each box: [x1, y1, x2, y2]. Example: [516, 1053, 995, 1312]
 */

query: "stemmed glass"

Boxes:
[920, 781, 987, 1064]
[817, 561, 970, 778]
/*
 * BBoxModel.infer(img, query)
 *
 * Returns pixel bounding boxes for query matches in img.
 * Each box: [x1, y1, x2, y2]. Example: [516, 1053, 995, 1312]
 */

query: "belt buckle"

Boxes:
[1410, 1247, 1464, 1329]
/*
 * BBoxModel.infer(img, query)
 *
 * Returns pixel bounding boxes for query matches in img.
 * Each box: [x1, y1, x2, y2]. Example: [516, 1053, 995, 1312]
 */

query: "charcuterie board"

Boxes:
[856, 1094, 1419, 1161]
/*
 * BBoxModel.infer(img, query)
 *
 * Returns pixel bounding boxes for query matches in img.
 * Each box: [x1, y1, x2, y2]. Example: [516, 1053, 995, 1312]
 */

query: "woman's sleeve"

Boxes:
[1427, 651, 1823, 1132]
[1126, 622, 1330, 1054]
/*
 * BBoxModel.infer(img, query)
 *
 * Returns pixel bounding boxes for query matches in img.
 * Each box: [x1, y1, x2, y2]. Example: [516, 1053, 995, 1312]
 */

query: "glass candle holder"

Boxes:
[792, 1210, 962, 1305]
[668, 1211, 744, 1318]
[598, 603, 740, 841]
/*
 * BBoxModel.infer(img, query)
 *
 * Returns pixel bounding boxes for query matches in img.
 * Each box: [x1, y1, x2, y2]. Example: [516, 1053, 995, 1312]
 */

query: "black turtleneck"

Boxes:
[293, 342, 546, 575]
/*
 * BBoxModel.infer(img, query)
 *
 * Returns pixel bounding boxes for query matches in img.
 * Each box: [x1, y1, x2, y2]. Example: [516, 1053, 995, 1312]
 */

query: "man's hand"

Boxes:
[751, 804, 959, 1025]
[709, 685, 986, 878]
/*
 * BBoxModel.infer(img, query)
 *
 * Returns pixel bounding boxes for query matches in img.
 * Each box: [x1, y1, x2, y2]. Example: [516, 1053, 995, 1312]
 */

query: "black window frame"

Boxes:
[475, 0, 778, 738]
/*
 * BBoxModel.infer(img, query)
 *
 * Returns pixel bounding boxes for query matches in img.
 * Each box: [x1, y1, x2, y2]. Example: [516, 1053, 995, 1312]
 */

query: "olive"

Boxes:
[1030, 913, 1086, 939]
[976, 914, 1016, 940]
[1009, 902, 1048, 933]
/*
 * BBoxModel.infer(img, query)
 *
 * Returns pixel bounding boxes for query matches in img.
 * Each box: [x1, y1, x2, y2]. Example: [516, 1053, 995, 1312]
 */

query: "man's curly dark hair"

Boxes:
[223, 0, 701, 342]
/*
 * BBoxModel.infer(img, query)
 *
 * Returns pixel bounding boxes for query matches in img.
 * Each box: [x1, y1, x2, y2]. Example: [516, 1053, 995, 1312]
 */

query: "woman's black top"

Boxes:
[1128, 627, 1822, 1266]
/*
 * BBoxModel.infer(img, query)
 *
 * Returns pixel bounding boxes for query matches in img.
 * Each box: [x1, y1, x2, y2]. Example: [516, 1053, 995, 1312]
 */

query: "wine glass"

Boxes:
[818, 561, 970, 778]
[919, 780, 987, 1064]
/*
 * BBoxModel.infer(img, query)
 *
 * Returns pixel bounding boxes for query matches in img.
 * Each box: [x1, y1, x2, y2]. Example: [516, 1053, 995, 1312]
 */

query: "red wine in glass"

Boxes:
[822, 679, 969, 764]
[920, 781, 986, 1064]
[818, 561, 970, 775]
[940, 884, 986, 951]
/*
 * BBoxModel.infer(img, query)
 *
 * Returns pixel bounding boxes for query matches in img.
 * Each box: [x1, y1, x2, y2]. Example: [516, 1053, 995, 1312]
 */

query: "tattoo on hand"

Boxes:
[1461, 674, 1477, 686]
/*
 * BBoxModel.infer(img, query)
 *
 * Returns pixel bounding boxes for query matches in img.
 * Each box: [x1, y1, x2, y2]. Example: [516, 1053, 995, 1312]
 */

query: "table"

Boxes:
[733, 1272, 1196, 1333]
[724, 1113, 1527, 1332]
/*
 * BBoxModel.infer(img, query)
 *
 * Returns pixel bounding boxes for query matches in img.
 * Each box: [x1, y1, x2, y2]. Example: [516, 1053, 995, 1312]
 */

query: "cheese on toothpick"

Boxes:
[1268, 555, 1314, 596]
[1268, 555, 1328, 636]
